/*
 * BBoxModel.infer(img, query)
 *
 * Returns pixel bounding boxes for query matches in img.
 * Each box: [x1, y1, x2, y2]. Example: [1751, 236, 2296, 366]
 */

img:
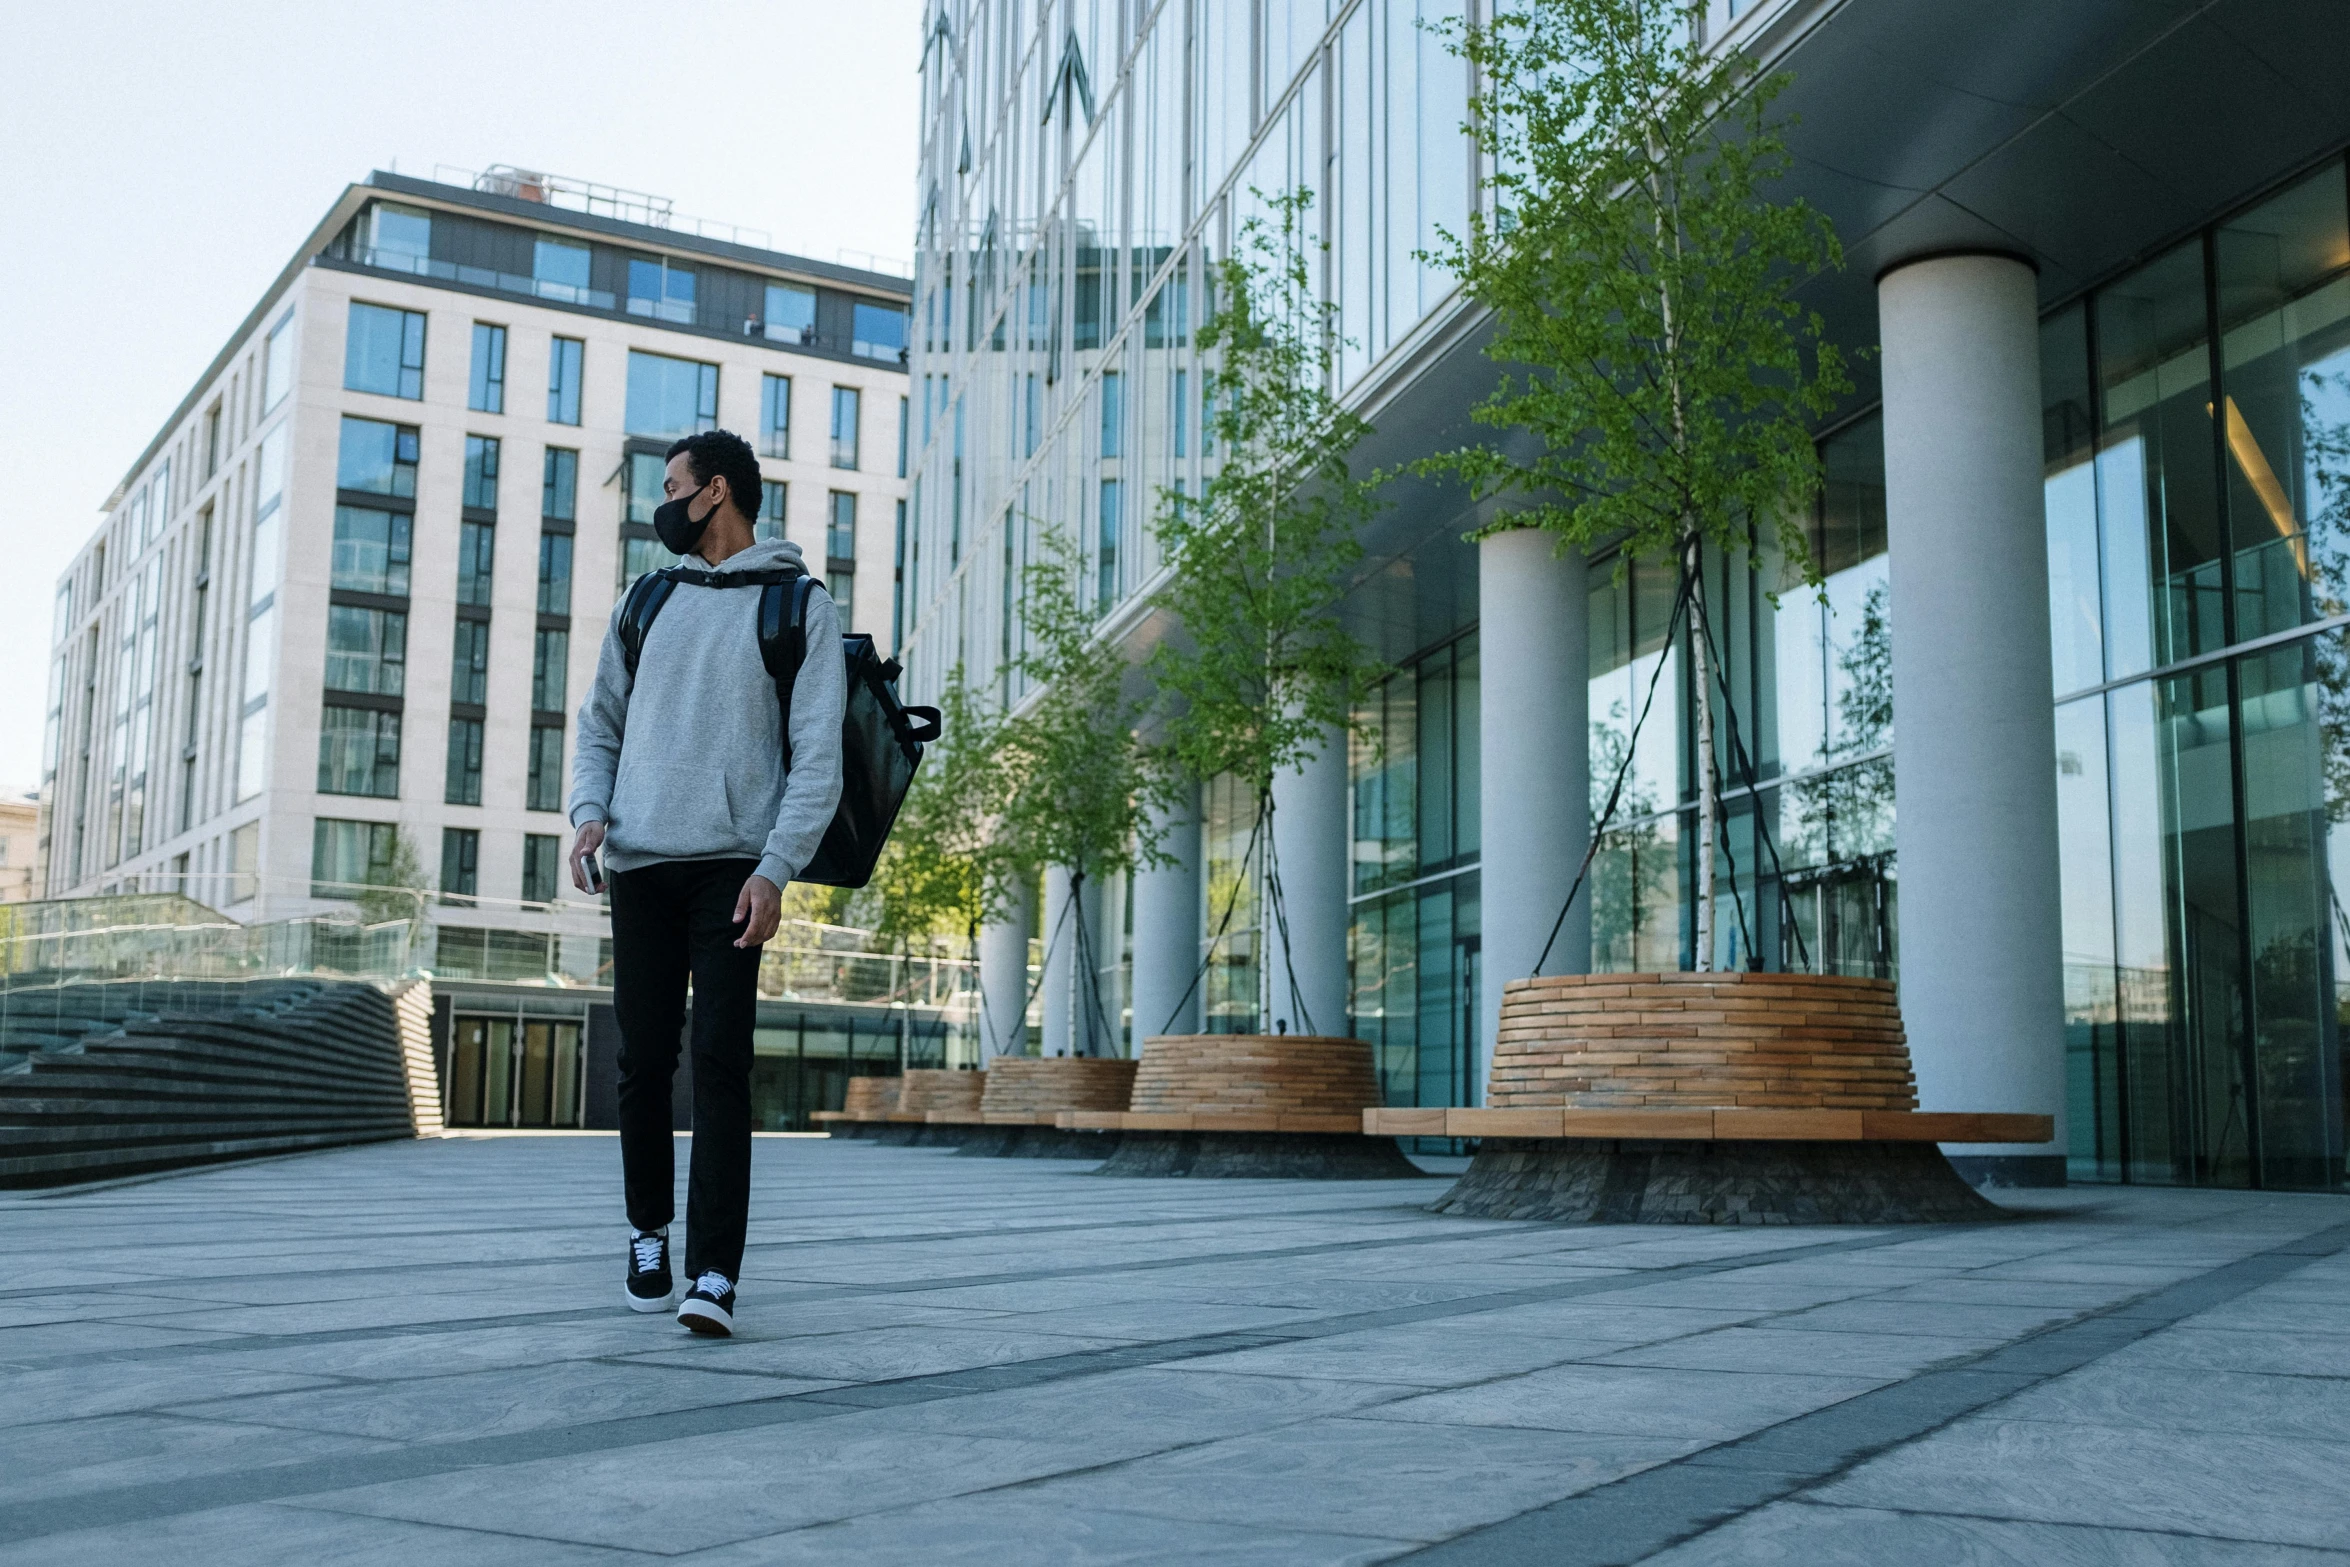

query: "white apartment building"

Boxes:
[42, 168, 911, 970]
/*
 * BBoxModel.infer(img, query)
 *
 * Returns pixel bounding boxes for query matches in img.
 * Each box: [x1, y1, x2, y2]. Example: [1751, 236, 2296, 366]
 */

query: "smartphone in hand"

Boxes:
[584, 853, 606, 895]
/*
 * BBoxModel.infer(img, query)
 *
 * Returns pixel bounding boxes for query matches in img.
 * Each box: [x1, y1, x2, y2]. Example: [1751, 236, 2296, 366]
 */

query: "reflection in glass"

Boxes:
[2044, 305, 2104, 695]
[2216, 166, 2350, 644]
[2097, 240, 2224, 674]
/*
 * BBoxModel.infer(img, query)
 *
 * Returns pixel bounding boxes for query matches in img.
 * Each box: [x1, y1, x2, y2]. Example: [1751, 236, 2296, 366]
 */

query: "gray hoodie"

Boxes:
[567, 537, 847, 890]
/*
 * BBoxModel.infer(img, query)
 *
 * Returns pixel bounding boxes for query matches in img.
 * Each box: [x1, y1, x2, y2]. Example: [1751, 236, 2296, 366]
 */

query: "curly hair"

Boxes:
[665, 428, 763, 521]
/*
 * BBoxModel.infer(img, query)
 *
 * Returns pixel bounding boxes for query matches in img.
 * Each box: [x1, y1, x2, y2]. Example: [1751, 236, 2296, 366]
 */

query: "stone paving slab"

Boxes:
[0, 1135, 2344, 1562]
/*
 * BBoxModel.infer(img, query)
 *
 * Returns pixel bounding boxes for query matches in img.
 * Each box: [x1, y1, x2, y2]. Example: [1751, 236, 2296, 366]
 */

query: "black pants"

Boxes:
[610, 857, 765, 1282]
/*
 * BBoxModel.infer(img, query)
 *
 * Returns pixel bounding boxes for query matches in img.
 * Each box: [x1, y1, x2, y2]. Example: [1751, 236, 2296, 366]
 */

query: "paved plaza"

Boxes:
[0, 1135, 2345, 1563]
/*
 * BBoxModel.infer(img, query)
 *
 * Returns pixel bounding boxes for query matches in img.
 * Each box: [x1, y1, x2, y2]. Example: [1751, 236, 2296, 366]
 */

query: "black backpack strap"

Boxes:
[616, 569, 682, 677]
[757, 575, 819, 770]
[621, 561, 804, 676]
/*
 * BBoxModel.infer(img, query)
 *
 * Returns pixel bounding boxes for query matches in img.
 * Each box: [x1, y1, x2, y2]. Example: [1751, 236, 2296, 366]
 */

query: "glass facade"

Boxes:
[910, 1, 2350, 1187]
[2047, 161, 2350, 1191]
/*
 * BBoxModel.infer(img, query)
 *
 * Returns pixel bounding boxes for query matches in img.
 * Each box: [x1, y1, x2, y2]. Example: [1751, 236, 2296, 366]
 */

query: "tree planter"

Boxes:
[816, 1075, 900, 1139]
[1090, 1034, 1422, 1179]
[884, 1068, 986, 1146]
[953, 1057, 1136, 1159]
[1431, 972, 2027, 1223]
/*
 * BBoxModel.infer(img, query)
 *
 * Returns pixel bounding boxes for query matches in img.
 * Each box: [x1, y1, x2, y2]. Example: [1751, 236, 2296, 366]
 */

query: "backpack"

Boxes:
[615, 563, 942, 889]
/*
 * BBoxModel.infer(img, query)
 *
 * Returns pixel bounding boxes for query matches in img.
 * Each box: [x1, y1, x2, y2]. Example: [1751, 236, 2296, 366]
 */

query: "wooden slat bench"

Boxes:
[1086, 1035, 1422, 1178]
[1399, 973, 2053, 1223]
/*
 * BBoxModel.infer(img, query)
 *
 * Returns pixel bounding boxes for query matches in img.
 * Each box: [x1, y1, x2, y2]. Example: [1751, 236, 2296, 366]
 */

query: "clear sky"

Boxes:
[0, 0, 924, 790]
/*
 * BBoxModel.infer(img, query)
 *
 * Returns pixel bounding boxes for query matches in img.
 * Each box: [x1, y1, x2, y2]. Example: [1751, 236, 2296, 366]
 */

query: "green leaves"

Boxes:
[1423, 0, 1849, 577]
[996, 531, 1167, 882]
[864, 667, 1006, 943]
[1147, 191, 1389, 800]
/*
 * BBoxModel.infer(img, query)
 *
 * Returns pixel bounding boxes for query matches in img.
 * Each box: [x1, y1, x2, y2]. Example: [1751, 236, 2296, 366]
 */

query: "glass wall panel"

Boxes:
[2044, 305, 2105, 696]
[2096, 240, 2226, 675]
[2216, 165, 2350, 643]
[2237, 639, 2345, 1187]
[1200, 772, 1261, 1034]
[2055, 694, 2121, 1180]
[2108, 667, 2247, 1184]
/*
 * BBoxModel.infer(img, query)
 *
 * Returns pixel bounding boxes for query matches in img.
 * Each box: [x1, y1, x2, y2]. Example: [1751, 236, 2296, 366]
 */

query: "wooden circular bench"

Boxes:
[1364, 973, 2052, 1223]
[1071, 1034, 1421, 1178]
[941, 1058, 1137, 1158]
[813, 1074, 900, 1137]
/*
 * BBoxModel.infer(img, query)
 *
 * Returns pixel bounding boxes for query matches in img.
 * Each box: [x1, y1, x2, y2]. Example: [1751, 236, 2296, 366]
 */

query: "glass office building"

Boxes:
[905, 0, 2350, 1190]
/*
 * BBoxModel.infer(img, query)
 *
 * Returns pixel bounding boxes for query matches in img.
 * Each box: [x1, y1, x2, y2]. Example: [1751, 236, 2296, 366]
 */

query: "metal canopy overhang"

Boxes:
[1767, 0, 2350, 410]
[1333, 0, 2350, 652]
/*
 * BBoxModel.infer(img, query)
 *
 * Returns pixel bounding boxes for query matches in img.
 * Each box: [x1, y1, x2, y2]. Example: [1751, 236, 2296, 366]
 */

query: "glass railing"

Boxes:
[343, 245, 619, 310]
[0, 892, 980, 1064]
[332, 246, 895, 360]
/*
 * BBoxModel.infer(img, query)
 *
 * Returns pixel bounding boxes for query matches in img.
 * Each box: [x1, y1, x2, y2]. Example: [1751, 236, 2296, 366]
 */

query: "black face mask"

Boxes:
[652, 480, 719, 556]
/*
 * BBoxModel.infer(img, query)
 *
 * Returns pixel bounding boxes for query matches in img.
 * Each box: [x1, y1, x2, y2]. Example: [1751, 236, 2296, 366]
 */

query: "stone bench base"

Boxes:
[1092, 1130, 1424, 1180]
[950, 1124, 1125, 1159]
[1431, 1137, 2005, 1224]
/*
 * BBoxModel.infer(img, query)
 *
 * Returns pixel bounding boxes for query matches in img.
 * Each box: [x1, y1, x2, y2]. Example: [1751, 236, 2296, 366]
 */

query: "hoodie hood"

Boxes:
[697, 537, 808, 575]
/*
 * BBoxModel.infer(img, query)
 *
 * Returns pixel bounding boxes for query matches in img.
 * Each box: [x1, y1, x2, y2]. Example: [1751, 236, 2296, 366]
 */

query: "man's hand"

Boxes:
[568, 821, 607, 894]
[733, 874, 782, 949]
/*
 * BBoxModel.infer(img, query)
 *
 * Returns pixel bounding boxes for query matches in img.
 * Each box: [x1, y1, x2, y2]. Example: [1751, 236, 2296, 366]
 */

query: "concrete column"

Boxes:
[1265, 727, 1352, 1037]
[1878, 251, 2067, 1185]
[977, 878, 1032, 1061]
[1130, 784, 1203, 1043]
[1476, 527, 1590, 1106]
[1039, 864, 1074, 1057]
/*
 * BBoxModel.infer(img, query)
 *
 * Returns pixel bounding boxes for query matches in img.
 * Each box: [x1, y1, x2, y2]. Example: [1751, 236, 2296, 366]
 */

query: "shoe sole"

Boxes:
[677, 1300, 733, 1336]
[624, 1284, 675, 1313]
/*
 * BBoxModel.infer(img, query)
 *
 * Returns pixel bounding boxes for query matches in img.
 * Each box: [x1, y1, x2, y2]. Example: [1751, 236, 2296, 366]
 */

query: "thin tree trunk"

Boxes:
[1687, 531, 1717, 973]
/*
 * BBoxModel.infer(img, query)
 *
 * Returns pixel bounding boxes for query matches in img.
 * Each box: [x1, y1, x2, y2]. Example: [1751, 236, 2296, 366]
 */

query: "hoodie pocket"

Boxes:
[609, 760, 739, 858]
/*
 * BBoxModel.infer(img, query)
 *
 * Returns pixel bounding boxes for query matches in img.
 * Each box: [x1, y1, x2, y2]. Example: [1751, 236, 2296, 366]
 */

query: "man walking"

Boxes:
[568, 428, 844, 1336]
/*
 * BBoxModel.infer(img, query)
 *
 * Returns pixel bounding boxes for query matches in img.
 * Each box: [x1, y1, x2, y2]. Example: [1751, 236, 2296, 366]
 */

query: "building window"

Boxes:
[761, 373, 792, 459]
[526, 725, 565, 812]
[203, 403, 222, 479]
[468, 323, 507, 413]
[1097, 479, 1121, 609]
[536, 533, 574, 616]
[763, 282, 816, 344]
[450, 620, 490, 706]
[542, 447, 578, 521]
[625, 350, 718, 439]
[317, 707, 401, 797]
[757, 482, 788, 543]
[892, 498, 907, 652]
[1100, 371, 1123, 458]
[521, 833, 562, 905]
[440, 827, 479, 904]
[463, 435, 501, 512]
[445, 717, 484, 806]
[534, 239, 591, 302]
[262, 309, 296, 413]
[831, 386, 861, 469]
[457, 522, 495, 608]
[336, 416, 418, 498]
[897, 394, 909, 478]
[344, 302, 425, 399]
[229, 821, 260, 902]
[547, 336, 583, 425]
[852, 300, 909, 363]
[324, 606, 407, 696]
[626, 258, 696, 324]
[311, 817, 396, 897]
[368, 202, 432, 266]
[331, 508, 412, 596]
[532, 629, 569, 713]
[827, 491, 857, 628]
[618, 449, 687, 588]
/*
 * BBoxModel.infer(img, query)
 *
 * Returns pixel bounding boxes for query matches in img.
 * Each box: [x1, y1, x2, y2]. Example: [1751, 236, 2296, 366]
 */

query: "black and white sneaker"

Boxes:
[677, 1271, 736, 1336]
[625, 1229, 673, 1312]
